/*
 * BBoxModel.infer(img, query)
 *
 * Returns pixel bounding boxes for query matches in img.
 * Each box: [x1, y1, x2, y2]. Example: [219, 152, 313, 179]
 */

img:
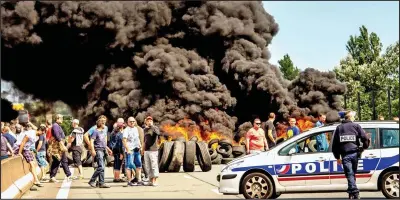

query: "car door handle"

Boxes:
[315, 157, 326, 162]
[365, 154, 377, 159]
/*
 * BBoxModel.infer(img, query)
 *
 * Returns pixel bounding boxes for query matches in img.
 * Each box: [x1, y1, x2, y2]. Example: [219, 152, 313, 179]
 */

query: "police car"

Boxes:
[217, 121, 399, 199]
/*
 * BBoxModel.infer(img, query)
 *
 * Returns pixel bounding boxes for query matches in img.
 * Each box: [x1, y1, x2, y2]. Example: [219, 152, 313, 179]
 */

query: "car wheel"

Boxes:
[242, 172, 274, 199]
[381, 171, 399, 199]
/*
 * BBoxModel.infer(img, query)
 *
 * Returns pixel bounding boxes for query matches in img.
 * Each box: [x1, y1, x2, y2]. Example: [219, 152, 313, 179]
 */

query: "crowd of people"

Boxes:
[1, 114, 161, 189]
[1, 111, 398, 190]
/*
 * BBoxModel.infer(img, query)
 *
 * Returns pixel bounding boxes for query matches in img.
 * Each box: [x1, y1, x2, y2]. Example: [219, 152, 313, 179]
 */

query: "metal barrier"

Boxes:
[1, 155, 43, 199]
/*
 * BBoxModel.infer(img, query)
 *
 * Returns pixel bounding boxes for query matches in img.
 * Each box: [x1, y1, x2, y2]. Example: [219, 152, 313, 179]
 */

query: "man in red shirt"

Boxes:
[246, 118, 269, 154]
[45, 120, 52, 141]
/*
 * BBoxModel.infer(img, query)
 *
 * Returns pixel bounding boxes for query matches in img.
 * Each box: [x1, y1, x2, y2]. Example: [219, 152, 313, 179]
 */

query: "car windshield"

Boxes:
[273, 126, 328, 149]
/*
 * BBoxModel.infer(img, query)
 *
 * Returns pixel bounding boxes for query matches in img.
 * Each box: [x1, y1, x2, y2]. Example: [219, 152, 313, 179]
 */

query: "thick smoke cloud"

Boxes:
[1, 1, 345, 137]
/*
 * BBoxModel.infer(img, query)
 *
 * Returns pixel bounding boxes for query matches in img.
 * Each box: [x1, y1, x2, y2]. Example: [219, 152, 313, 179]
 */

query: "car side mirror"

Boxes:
[288, 148, 296, 155]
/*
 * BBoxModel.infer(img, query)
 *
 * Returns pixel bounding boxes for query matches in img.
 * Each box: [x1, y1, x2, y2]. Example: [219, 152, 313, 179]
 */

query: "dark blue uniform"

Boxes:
[332, 120, 369, 199]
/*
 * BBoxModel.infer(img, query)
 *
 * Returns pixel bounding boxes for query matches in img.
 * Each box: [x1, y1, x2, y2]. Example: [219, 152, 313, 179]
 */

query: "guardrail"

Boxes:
[1, 155, 43, 199]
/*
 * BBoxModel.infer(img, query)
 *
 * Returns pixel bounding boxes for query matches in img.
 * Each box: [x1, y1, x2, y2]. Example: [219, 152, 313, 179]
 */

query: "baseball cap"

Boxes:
[145, 116, 153, 121]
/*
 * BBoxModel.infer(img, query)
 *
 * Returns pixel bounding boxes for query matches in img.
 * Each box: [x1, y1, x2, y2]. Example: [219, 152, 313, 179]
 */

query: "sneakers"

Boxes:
[142, 177, 149, 182]
[88, 182, 97, 188]
[127, 182, 136, 186]
[49, 177, 59, 183]
[78, 175, 84, 180]
[99, 184, 110, 188]
[66, 176, 73, 182]
[349, 193, 360, 199]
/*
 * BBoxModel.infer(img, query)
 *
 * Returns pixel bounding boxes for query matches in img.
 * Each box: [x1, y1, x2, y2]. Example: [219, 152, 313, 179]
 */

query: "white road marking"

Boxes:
[56, 167, 74, 199]
[211, 188, 223, 195]
[184, 175, 194, 179]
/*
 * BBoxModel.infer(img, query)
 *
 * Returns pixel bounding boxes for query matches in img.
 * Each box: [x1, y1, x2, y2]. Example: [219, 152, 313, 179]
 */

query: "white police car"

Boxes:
[218, 121, 399, 199]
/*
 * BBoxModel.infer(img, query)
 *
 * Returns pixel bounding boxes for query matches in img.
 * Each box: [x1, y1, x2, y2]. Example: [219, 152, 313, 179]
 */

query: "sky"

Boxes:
[263, 1, 399, 71]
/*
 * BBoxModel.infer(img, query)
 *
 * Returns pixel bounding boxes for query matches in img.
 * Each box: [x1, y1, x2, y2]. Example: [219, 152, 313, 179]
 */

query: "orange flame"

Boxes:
[159, 118, 243, 147]
[276, 116, 315, 142]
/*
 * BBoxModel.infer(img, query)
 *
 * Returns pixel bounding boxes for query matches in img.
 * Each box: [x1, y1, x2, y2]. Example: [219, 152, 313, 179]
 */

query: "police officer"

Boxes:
[332, 110, 369, 199]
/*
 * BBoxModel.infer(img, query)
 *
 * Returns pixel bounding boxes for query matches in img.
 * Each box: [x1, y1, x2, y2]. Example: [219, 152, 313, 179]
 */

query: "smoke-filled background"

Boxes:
[1, 1, 346, 138]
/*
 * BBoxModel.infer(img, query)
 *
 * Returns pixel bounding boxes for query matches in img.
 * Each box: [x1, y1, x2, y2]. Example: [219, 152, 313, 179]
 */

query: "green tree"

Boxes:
[335, 36, 399, 120]
[278, 54, 300, 80]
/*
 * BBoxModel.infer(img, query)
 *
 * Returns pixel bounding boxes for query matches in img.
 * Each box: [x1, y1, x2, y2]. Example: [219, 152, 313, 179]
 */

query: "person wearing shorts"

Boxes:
[14, 122, 43, 187]
[35, 125, 48, 181]
[109, 122, 124, 182]
[123, 117, 142, 186]
[68, 119, 85, 180]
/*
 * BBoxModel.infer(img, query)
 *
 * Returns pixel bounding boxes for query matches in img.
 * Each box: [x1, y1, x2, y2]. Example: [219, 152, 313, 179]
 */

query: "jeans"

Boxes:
[90, 150, 105, 185]
[125, 152, 136, 170]
[342, 152, 359, 195]
[133, 151, 142, 168]
[0, 155, 8, 160]
[113, 153, 122, 170]
[50, 152, 71, 178]
[36, 151, 48, 167]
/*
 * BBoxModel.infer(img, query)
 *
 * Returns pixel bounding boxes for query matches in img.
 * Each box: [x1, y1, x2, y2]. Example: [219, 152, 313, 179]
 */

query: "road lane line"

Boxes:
[211, 188, 223, 195]
[56, 167, 74, 199]
[184, 175, 194, 179]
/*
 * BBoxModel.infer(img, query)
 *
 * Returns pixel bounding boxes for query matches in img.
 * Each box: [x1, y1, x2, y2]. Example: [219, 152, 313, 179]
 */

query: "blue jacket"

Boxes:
[109, 130, 123, 153]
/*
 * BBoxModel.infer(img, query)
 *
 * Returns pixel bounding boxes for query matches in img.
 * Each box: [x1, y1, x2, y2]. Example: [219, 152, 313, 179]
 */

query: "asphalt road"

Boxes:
[22, 165, 385, 199]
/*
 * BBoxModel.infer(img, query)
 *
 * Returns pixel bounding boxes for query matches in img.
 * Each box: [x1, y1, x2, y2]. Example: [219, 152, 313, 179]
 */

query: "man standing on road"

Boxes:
[88, 119, 112, 188]
[246, 118, 268, 154]
[109, 122, 124, 182]
[143, 116, 160, 186]
[68, 119, 85, 180]
[262, 113, 277, 149]
[48, 114, 73, 183]
[35, 125, 48, 181]
[315, 114, 329, 152]
[332, 110, 369, 199]
[123, 117, 142, 186]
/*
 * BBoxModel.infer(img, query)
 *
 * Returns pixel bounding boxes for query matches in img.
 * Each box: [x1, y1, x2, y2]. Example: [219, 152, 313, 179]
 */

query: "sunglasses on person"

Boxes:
[255, 122, 261, 125]
[130, 121, 136, 123]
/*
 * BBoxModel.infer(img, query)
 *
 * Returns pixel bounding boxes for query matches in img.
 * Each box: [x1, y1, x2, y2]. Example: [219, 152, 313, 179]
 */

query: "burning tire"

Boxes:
[183, 141, 196, 172]
[221, 157, 235, 164]
[195, 141, 212, 172]
[189, 136, 198, 142]
[208, 138, 219, 148]
[232, 145, 246, 157]
[209, 148, 218, 160]
[83, 154, 92, 166]
[173, 137, 186, 142]
[67, 146, 88, 165]
[158, 141, 174, 172]
[212, 154, 223, 164]
[217, 144, 233, 158]
[168, 141, 185, 172]
[219, 138, 232, 147]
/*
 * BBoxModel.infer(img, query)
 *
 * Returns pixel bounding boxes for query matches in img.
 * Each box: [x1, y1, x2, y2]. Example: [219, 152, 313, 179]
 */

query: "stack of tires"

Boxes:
[208, 138, 246, 164]
[158, 139, 212, 172]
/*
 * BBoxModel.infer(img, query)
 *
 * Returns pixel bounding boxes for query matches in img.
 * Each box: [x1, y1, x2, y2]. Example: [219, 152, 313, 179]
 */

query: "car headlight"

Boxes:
[221, 160, 244, 172]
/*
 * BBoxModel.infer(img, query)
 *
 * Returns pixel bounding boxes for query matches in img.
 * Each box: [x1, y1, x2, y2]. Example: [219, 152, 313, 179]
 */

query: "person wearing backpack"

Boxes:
[109, 122, 124, 182]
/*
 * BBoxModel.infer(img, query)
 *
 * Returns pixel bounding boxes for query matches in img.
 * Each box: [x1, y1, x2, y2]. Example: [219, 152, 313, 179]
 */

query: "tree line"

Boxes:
[278, 25, 399, 120]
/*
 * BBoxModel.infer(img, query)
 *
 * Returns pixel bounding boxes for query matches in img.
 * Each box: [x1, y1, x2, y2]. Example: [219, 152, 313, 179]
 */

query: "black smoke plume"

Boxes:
[1, 1, 346, 137]
[1, 98, 19, 122]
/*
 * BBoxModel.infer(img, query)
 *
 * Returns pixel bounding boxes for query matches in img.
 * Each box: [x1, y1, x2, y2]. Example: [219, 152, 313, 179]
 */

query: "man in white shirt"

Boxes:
[122, 117, 142, 186]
